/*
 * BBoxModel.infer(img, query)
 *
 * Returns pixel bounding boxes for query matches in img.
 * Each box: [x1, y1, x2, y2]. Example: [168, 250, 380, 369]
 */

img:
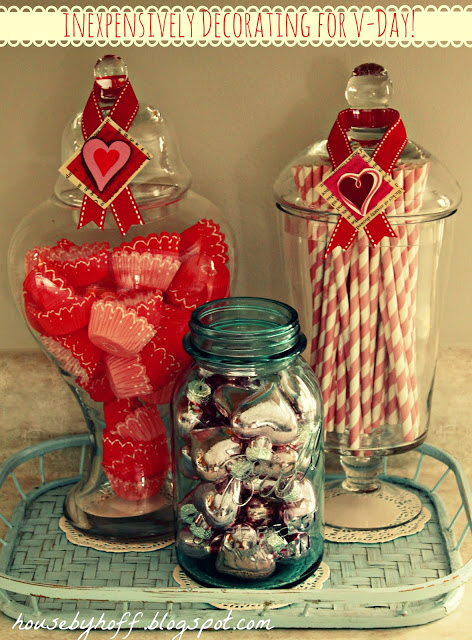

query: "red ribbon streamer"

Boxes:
[78, 80, 143, 236]
[325, 108, 407, 255]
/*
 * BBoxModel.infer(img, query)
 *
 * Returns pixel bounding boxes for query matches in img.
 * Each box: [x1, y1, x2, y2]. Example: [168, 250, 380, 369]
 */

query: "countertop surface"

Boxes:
[0, 346, 471, 640]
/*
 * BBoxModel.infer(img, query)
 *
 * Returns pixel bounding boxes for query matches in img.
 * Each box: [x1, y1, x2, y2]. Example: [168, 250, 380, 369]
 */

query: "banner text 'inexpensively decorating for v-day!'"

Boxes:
[1, 6, 472, 46]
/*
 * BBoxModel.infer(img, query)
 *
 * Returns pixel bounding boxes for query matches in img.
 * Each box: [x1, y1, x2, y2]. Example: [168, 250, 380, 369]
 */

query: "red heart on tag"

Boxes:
[95, 148, 120, 176]
[338, 168, 381, 218]
[82, 138, 131, 192]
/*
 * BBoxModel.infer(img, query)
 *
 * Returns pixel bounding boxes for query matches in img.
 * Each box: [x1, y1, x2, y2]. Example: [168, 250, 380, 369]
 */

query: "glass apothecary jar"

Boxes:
[274, 63, 460, 531]
[172, 297, 324, 588]
[8, 56, 236, 540]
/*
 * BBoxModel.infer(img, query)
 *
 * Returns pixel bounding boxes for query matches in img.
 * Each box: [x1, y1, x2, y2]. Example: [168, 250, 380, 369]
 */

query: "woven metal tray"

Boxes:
[0, 435, 471, 629]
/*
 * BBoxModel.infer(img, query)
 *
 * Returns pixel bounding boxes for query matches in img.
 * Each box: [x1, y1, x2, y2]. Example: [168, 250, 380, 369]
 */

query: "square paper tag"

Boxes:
[59, 117, 152, 209]
[315, 148, 403, 230]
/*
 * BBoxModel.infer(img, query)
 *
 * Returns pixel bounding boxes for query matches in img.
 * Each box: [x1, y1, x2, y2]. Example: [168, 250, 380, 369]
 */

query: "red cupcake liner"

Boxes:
[83, 273, 118, 299]
[24, 245, 52, 276]
[48, 241, 110, 288]
[140, 380, 177, 405]
[35, 292, 96, 336]
[139, 336, 180, 389]
[113, 231, 181, 257]
[140, 390, 162, 405]
[104, 398, 139, 430]
[102, 432, 169, 480]
[24, 239, 78, 278]
[40, 328, 102, 383]
[150, 304, 193, 370]
[88, 300, 156, 357]
[40, 335, 89, 382]
[117, 290, 163, 327]
[180, 219, 229, 266]
[94, 290, 117, 302]
[105, 353, 153, 399]
[57, 239, 76, 250]
[80, 372, 115, 403]
[166, 255, 230, 310]
[23, 292, 45, 333]
[111, 251, 181, 291]
[23, 266, 76, 311]
[113, 406, 167, 442]
[61, 328, 103, 378]
[105, 472, 165, 501]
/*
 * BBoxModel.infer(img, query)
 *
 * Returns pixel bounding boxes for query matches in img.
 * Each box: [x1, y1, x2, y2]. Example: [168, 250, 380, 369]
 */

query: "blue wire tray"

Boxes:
[0, 435, 471, 629]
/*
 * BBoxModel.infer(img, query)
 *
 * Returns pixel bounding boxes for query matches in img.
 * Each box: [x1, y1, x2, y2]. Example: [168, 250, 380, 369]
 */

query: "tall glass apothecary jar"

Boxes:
[274, 63, 460, 532]
[8, 56, 236, 540]
[172, 297, 324, 588]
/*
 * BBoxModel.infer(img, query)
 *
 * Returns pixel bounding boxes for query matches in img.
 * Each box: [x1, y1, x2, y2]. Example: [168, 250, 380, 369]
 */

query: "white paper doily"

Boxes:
[59, 516, 174, 552]
[325, 507, 431, 543]
[172, 562, 330, 610]
[324, 482, 425, 530]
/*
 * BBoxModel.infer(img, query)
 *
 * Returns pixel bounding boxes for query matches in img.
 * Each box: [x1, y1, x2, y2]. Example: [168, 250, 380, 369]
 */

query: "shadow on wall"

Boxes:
[234, 51, 353, 304]
[2, 46, 96, 349]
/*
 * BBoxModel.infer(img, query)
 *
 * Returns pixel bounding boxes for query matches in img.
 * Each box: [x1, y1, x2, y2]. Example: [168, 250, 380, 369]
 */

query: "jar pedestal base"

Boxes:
[325, 480, 426, 537]
[59, 516, 174, 552]
[64, 479, 174, 540]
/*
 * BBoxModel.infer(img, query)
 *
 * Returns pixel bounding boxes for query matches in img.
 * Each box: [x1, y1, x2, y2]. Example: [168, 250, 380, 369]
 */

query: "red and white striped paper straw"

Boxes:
[296, 158, 430, 450]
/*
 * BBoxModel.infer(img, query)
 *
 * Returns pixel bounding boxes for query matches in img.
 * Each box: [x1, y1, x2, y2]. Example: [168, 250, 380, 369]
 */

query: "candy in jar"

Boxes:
[172, 297, 324, 588]
[273, 62, 461, 532]
[8, 55, 235, 539]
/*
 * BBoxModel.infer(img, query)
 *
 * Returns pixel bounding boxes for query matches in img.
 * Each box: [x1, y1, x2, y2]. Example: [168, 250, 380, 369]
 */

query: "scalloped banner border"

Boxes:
[0, 5, 472, 47]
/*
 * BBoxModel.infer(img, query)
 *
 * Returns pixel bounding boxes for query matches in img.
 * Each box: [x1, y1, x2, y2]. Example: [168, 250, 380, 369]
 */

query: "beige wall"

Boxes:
[1, 43, 471, 349]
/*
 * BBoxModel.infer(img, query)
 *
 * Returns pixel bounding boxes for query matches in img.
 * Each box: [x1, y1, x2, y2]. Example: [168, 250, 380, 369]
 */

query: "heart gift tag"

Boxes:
[337, 167, 382, 219]
[59, 116, 152, 229]
[316, 148, 402, 238]
[82, 138, 131, 192]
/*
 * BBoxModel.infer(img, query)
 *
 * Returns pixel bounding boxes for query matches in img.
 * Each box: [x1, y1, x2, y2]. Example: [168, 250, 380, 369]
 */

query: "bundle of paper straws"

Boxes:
[291, 159, 430, 449]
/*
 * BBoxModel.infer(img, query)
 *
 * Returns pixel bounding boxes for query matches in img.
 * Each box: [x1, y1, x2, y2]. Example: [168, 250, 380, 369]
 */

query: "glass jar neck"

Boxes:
[183, 297, 307, 375]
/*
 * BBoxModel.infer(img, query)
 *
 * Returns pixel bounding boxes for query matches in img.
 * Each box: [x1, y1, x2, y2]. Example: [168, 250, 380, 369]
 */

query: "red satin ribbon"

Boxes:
[78, 79, 143, 235]
[325, 108, 407, 255]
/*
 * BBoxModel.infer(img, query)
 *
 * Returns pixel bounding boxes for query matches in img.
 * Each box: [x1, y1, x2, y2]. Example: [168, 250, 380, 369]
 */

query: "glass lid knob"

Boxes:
[345, 62, 393, 110]
[94, 55, 128, 100]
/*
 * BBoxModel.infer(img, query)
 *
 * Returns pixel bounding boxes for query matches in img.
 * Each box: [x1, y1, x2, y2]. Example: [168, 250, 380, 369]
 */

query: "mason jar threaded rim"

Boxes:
[183, 297, 307, 369]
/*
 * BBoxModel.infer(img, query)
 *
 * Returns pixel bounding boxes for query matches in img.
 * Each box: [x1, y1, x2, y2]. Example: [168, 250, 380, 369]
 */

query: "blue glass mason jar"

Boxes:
[172, 297, 324, 589]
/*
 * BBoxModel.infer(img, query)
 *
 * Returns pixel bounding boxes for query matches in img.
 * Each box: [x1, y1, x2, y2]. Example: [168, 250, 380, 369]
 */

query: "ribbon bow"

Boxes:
[324, 108, 407, 255]
[77, 79, 145, 235]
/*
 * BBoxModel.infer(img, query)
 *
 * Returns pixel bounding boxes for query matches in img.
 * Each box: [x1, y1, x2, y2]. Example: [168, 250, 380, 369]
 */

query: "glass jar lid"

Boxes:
[55, 55, 192, 209]
[274, 63, 461, 222]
